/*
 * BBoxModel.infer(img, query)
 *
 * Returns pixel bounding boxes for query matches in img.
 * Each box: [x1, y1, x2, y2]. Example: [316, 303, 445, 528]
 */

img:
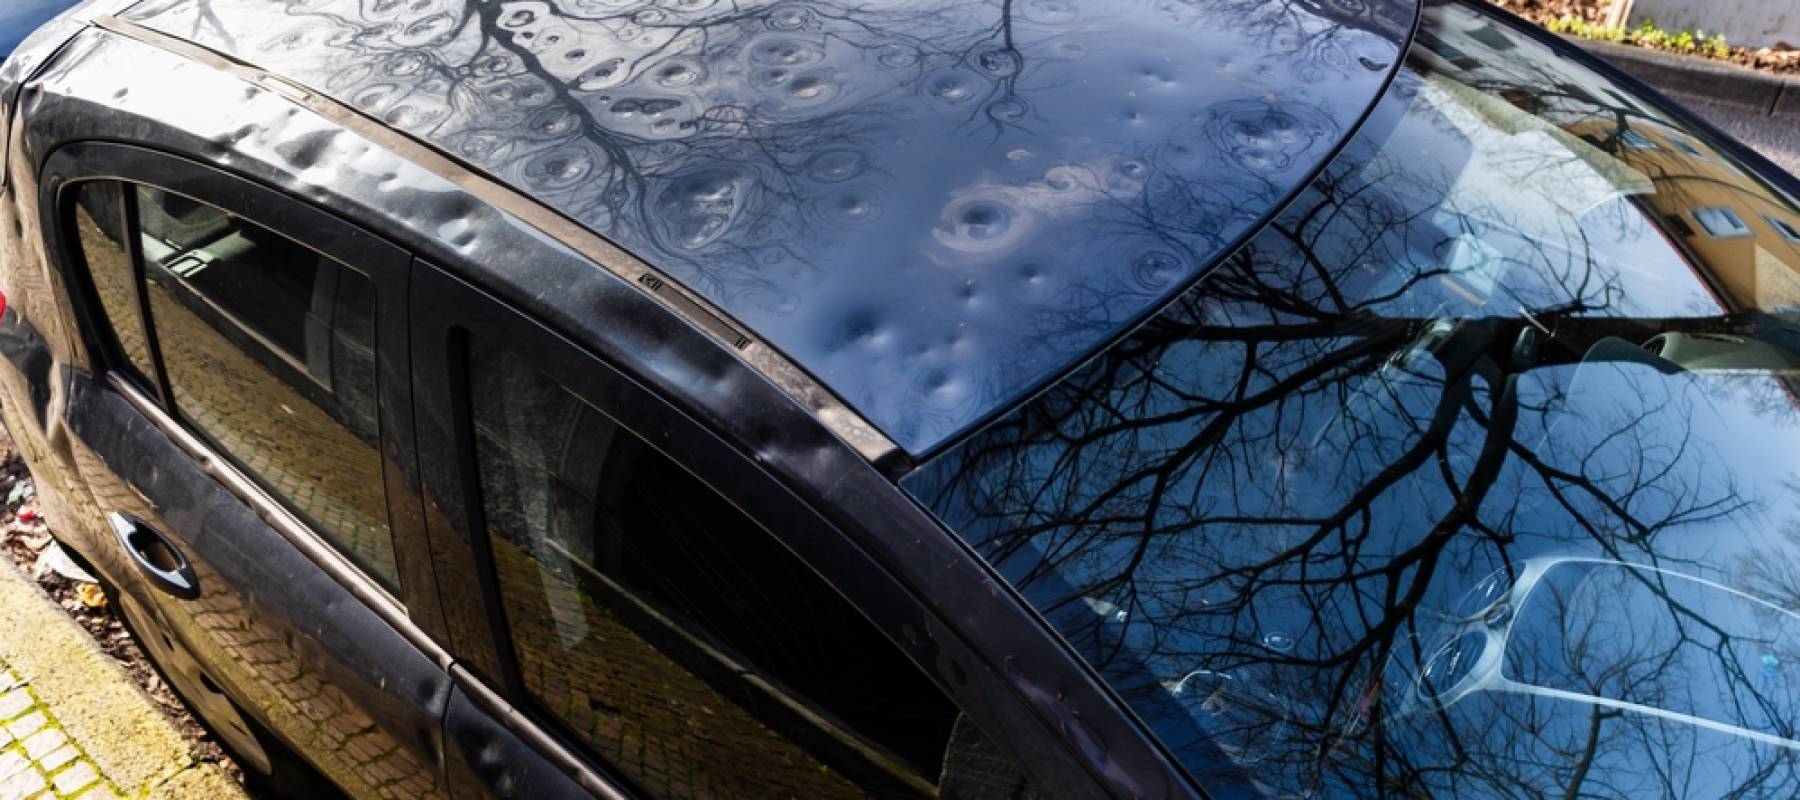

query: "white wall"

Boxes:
[1628, 0, 1800, 48]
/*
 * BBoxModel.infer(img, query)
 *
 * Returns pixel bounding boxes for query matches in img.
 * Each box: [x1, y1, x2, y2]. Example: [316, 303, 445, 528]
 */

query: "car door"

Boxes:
[39, 142, 452, 797]
[408, 263, 1055, 799]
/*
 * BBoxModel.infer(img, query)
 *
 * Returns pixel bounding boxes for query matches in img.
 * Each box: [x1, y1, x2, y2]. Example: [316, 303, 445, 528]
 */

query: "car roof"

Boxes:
[120, 0, 1417, 456]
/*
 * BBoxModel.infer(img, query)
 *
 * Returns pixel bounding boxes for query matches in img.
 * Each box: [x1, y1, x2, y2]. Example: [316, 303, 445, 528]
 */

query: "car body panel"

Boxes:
[119, 0, 1420, 455]
[0, 17, 1205, 799]
[906, 0, 1800, 795]
[28, 132, 455, 794]
[16, 0, 1797, 795]
[407, 258, 1177, 798]
[442, 676, 599, 800]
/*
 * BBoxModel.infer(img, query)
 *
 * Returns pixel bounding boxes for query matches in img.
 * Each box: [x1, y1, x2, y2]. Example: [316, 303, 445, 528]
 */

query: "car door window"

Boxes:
[464, 334, 1035, 799]
[132, 185, 396, 589]
[68, 181, 157, 385]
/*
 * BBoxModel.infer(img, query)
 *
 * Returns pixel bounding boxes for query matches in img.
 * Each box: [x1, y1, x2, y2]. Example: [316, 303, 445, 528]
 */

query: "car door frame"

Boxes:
[409, 260, 1129, 799]
[40, 140, 445, 626]
[37, 140, 455, 788]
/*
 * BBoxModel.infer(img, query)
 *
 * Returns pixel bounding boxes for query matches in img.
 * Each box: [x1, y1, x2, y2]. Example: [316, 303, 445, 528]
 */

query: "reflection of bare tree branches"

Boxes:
[911, 37, 1797, 791]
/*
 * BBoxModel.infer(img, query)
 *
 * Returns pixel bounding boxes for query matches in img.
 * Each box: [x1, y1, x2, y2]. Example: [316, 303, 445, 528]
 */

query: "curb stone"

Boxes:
[0, 558, 242, 799]
[1566, 35, 1800, 120]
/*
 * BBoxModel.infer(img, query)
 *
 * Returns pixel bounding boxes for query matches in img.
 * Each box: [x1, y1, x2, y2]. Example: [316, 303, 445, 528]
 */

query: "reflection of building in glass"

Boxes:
[1569, 119, 1800, 314]
[1411, 5, 1800, 316]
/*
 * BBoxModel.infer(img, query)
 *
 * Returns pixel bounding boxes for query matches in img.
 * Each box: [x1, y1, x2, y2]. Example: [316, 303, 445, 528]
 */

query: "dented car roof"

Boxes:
[120, 0, 1417, 455]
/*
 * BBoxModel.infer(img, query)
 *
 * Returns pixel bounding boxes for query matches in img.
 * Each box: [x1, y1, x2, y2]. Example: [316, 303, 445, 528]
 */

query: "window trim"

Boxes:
[409, 262, 1115, 798]
[437, 281, 929, 794]
[39, 141, 448, 642]
[57, 179, 167, 403]
[459, 333, 950, 796]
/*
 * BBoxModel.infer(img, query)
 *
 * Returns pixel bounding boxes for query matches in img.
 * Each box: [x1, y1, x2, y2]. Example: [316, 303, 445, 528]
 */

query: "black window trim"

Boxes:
[39, 141, 450, 651]
[454, 328, 946, 798]
[410, 260, 1089, 799]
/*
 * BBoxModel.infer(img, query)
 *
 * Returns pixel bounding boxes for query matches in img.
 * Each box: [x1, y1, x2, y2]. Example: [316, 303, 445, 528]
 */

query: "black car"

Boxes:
[3, 0, 1800, 796]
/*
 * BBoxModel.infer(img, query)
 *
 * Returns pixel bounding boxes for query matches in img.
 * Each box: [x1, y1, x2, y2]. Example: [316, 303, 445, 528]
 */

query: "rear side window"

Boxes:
[123, 185, 396, 589]
[464, 336, 1034, 799]
[68, 182, 157, 384]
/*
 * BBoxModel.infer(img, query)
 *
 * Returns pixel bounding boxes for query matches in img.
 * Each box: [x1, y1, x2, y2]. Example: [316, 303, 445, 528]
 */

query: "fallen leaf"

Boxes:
[76, 582, 108, 610]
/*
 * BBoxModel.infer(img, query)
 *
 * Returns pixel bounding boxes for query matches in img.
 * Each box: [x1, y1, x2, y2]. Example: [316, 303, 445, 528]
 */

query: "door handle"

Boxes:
[108, 512, 199, 600]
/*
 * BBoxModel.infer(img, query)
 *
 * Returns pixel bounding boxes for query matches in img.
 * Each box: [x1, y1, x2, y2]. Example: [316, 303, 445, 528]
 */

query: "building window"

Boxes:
[1692, 206, 1752, 238]
[1767, 214, 1800, 243]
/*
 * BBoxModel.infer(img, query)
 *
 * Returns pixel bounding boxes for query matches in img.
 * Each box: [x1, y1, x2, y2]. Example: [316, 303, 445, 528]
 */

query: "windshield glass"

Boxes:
[904, 1, 1800, 796]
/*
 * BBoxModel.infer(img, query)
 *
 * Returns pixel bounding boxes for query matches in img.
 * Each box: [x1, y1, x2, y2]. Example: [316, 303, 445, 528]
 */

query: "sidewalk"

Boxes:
[0, 557, 241, 800]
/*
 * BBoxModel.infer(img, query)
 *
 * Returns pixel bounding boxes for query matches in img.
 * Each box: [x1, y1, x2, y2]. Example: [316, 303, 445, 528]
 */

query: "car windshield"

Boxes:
[905, 1, 1800, 796]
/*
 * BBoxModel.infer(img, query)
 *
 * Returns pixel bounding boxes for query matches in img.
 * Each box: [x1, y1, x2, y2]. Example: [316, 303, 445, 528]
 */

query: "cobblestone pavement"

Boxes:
[0, 666, 122, 800]
[0, 556, 241, 800]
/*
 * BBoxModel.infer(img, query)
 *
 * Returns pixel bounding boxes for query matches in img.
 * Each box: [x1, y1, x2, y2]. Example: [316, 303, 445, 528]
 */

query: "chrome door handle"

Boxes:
[108, 512, 199, 600]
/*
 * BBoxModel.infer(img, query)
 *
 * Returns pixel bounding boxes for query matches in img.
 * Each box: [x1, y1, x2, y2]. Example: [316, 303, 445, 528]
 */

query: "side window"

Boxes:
[68, 182, 157, 384]
[131, 186, 396, 589]
[465, 336, 1036, 799]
